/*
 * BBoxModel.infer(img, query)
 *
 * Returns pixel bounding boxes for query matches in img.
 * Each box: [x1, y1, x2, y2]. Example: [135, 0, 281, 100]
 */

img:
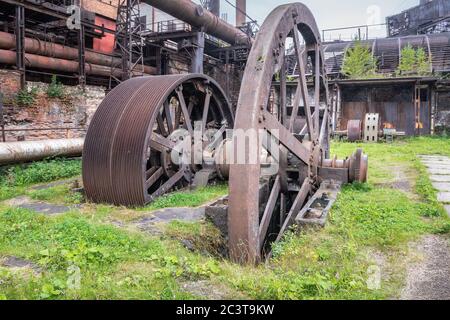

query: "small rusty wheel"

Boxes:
[228, 3, 331, 263]
[83, 74, 234, 207]
[347, 120, 363, 142]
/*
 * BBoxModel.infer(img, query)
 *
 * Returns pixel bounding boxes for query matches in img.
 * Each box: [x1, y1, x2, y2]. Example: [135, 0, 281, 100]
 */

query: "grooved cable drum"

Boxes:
[83, 74, 233, 207]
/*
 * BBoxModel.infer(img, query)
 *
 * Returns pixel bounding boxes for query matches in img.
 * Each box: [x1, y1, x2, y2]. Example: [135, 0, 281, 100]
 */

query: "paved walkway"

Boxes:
[419, 155, 450, 217]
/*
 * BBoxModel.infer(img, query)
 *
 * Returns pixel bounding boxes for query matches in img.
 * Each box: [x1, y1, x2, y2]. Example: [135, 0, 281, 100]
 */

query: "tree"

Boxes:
[341, 41, 378, 79]
[416, 47, 432, 76]
[397, 44, 432, 77]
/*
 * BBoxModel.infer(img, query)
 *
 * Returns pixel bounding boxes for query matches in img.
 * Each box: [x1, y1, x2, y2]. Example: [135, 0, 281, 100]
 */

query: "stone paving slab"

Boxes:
[419, 156, 449, 161]
[432, 183, 450, 192]
[420, 155, 450, 212]
[423, 164, 450, 170]
[445, 205, 450, 218]
[427, 169, 450, 175]
[430, 175, 450, 182]
[438, 192, 450, 203]
[5, 196, 72, 215]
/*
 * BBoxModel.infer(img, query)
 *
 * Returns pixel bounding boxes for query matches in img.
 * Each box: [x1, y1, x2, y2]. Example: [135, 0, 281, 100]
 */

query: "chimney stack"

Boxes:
[236, 0, 246, 27]
[210, 0, 220, 17]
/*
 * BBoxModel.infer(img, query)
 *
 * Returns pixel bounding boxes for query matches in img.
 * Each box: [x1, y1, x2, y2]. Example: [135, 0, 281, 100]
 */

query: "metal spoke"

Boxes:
[163, 101, 174, 134]
[188, 97, 195, 115]
[149, 169, 185, 201]
[280, 61, 287, 126]
[314, 44, 321, 133]
[174, 103, 182, 130]
[202, 87, 212, 132]
[259, 176, 281, 249]
[274, 179, 311, 243]
[263, 110, 311, 164]
[150, 133, 175, 153]
[293, 28, 316, 140]
[156, 112, 168, 137]
[319, 108, 329, 145]
[299, 110, 316, 136]
[176, 86, 194, 135]
[145, 167, 164, 190]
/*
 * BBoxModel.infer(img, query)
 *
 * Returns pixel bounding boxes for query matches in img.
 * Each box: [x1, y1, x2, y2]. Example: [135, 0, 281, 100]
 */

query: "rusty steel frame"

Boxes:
[83, 74, 234, 207]
[227, 3, 367, 264]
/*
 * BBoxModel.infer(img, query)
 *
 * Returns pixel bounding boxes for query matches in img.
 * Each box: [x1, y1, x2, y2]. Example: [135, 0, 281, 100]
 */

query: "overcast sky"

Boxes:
[209, 0, 422, 40]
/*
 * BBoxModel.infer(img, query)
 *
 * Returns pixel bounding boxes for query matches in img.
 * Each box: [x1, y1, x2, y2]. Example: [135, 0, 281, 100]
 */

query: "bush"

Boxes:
[46, 75, 65, 99]
[16, 87, 38, 107]
[341, 41, 378, 79]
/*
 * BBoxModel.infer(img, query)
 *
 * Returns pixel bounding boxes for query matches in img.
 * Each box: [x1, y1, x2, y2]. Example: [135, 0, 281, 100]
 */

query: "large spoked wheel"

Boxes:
[228, 3, 330, 263]
[83, 74, 233, 207]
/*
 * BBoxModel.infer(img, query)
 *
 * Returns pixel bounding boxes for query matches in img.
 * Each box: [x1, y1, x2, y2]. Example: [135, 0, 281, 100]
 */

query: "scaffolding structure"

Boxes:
[109, 0, 145, 88]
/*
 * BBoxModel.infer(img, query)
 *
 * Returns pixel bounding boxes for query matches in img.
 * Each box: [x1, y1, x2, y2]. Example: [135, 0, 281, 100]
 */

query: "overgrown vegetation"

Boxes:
[16, 87, 38, 107]
[396, 44, 432, 77]
[341, 41, 378, 79]
[0, 137, 449, 300]
[46, 75, 65, 99]
[0, 158, 81, 201]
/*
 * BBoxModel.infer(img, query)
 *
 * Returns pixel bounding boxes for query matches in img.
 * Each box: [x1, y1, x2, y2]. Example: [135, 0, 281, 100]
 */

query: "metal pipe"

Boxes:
[144, 0, 250, 45]
[0, 138, 84, 164]
[0, 49, 149, 78]
[236, 0, 246, 27]
[0, 31, 157, 75]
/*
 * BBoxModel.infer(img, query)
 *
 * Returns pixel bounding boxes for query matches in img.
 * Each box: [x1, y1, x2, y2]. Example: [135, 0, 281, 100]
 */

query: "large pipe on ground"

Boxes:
[144, 0, 250, 45]
[0, 31, 156, 75]
[0, 139, 83, 165]
[0, 49, 148, 78]
[236, 0, 247, 27]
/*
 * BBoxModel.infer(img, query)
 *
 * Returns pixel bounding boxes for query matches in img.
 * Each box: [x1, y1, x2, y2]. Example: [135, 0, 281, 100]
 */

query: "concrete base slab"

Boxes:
[437, 192, 450, 203]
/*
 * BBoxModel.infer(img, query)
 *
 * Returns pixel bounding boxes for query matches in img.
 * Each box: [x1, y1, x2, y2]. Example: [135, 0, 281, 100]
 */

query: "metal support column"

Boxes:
[189, 32, 205, 74]
[78, 25, 86, 88]
[15, 5, 25, 89]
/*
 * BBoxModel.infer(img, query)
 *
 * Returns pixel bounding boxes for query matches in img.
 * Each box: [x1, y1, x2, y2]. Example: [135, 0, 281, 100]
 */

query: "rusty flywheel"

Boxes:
[83, 74, 234, 206]
[227, 3, 368, 263]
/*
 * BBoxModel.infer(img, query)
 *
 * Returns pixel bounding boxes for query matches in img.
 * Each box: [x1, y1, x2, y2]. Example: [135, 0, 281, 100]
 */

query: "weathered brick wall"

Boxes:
[0, 70, 21, 103]
[81, 0, 119, 20]
[1, 75, 106, 142]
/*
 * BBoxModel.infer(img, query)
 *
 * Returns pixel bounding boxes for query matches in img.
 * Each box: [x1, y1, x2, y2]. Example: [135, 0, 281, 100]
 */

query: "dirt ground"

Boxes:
[401, 235, 450, 300]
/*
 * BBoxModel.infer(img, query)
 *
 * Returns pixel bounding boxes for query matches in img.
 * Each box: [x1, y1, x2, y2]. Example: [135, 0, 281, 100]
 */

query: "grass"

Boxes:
[0, 158, 81, 202]
[0, 137, 449, 300]
[141, 184, 228, 212]
[0, 208, 221, 299]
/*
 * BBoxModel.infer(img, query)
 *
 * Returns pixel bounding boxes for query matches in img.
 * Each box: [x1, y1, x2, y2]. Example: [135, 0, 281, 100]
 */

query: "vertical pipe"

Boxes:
[15, 5, 25, 89]
[78, 25, 86, 88]
[0, 93, 5, 142]
[236, 0, 246, 27]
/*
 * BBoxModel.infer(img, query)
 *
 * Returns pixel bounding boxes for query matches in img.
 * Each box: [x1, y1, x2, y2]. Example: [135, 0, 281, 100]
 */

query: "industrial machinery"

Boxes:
[83, 3, 368, 264]
[336, 114, 406, 143]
